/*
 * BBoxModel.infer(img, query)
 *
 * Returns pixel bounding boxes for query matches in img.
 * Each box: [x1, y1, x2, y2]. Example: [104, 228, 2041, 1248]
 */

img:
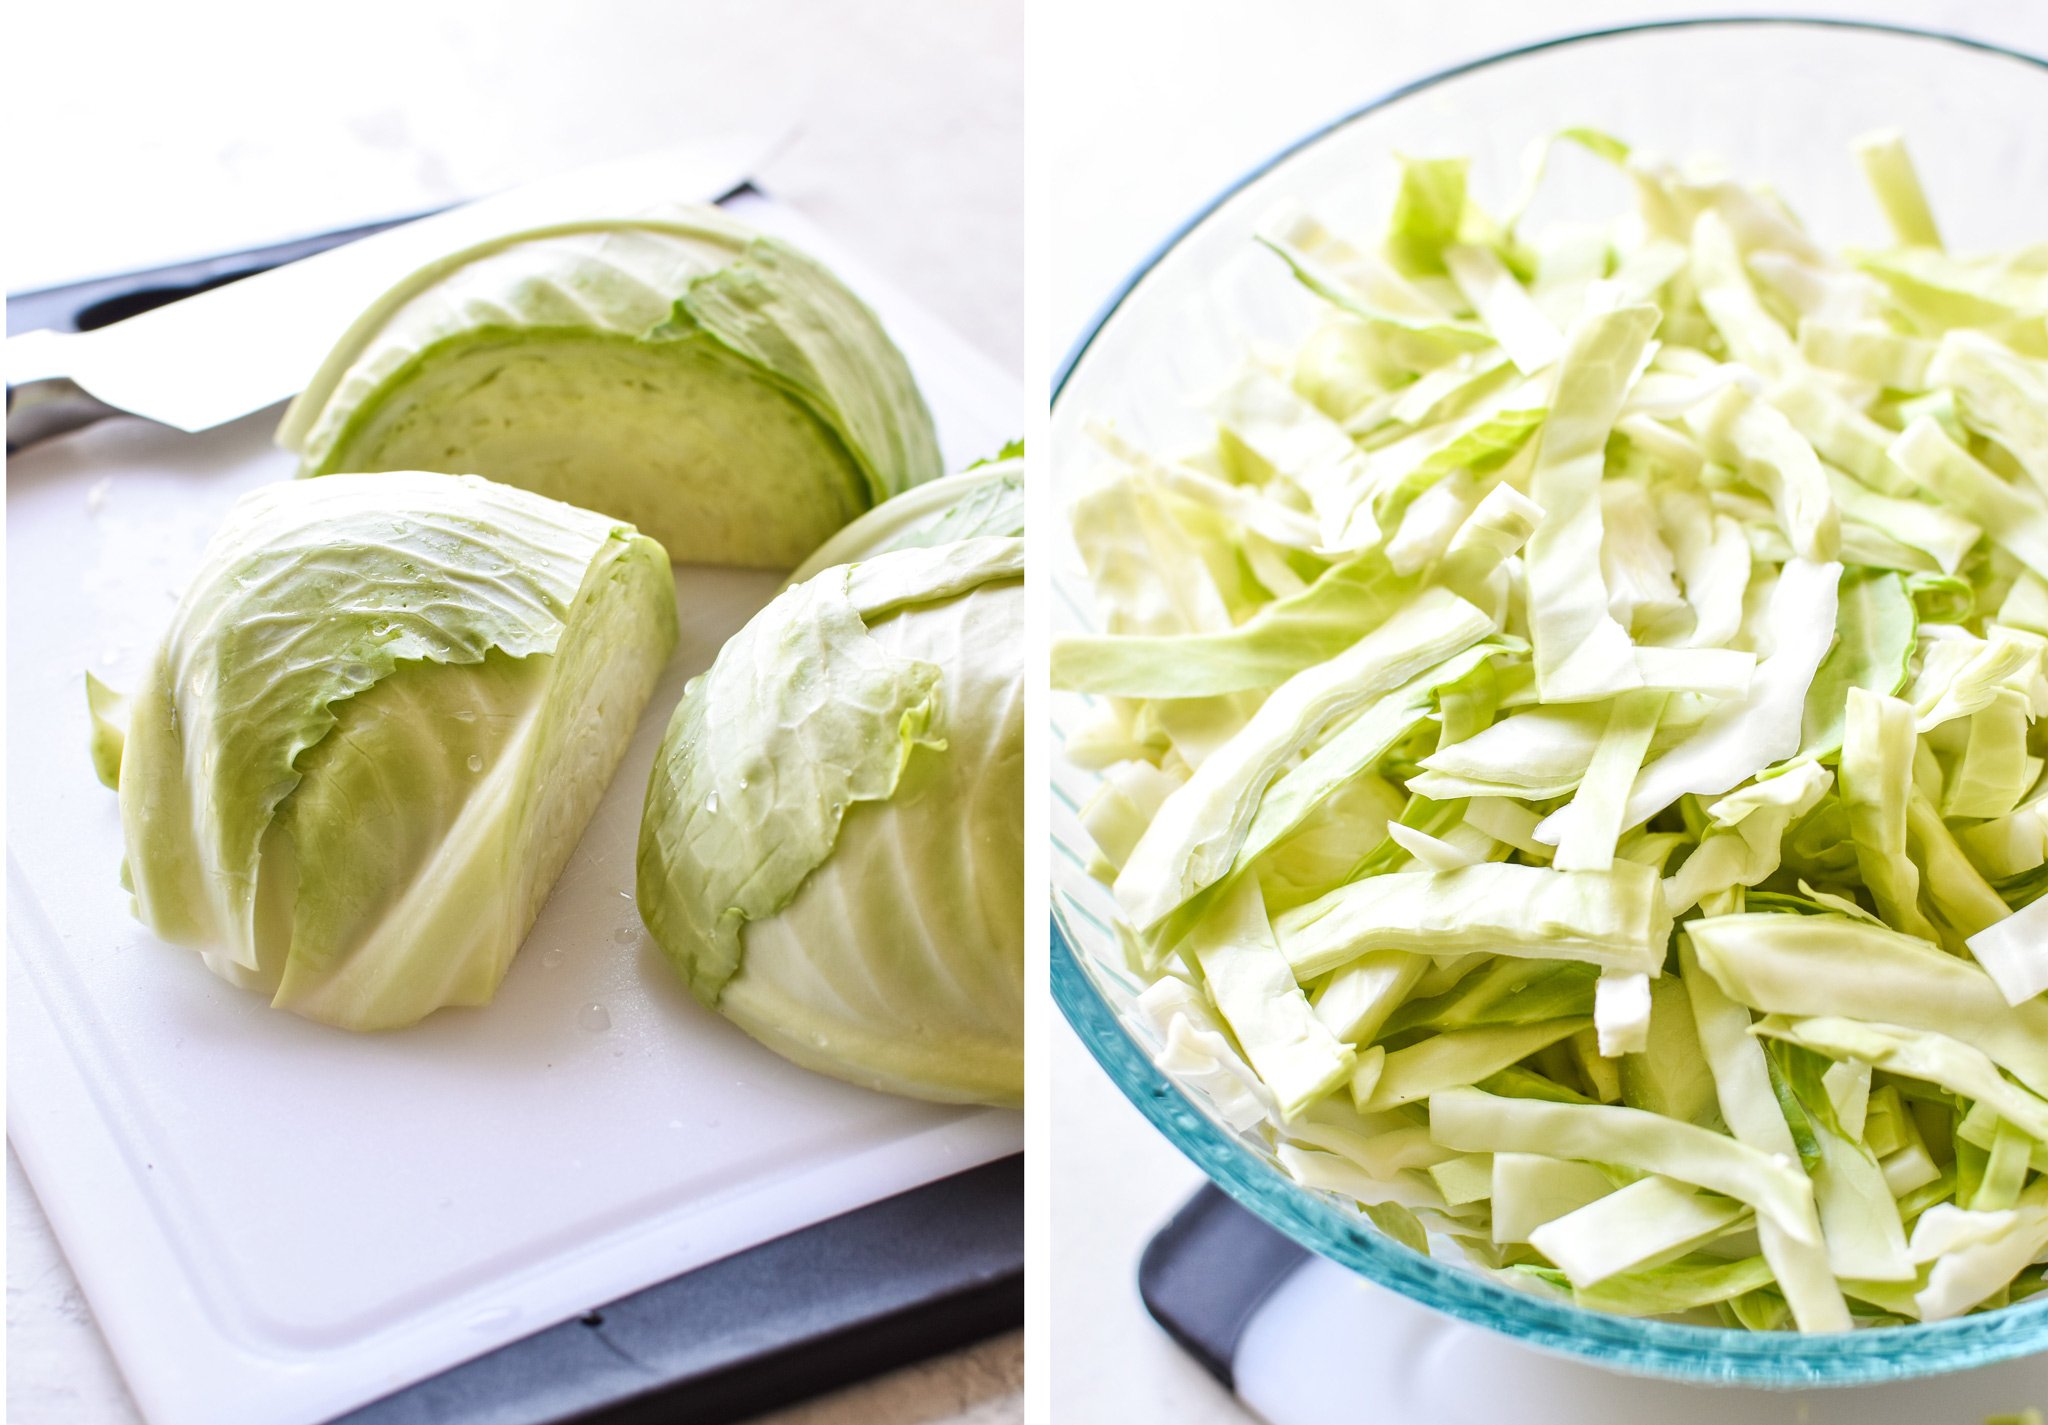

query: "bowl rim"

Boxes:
[1049, 14, 2048, 1385]
[1053, 13, 2047, 392]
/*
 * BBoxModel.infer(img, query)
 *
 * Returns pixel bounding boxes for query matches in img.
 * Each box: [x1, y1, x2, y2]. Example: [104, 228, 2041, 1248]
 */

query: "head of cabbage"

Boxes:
[278, 207, 942, 568]
[89, 472, 677, 1030]
[636, 459, 1024, 1105]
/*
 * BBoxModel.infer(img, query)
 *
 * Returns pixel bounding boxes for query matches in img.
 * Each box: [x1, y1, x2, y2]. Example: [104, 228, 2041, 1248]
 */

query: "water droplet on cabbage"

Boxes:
[466, 753, 484, 773]
[579, 1002, 611, 1032]
[541, 947, 566, 969]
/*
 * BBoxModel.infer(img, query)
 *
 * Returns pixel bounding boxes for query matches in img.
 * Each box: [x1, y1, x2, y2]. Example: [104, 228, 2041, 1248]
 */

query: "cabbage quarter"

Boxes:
[89, 472, 677, 1031]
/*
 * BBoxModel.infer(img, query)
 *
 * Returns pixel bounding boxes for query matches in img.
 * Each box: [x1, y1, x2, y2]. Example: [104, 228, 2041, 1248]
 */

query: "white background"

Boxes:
[4, 0, 1022, 376]
[1045, 2, 2048, 1421]
[5, 5, 1021, 1424]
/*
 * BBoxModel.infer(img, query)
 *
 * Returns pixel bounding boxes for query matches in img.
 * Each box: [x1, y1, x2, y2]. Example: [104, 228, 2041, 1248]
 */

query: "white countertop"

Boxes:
[1051, 1027, 1251, 1423]
[5, 5, 1020, 1423]
[1045, 3, 2048, 1421]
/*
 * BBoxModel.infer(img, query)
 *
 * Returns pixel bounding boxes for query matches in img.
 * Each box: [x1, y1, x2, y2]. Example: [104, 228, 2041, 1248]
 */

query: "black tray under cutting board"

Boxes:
[5, 206, 1023, 1425]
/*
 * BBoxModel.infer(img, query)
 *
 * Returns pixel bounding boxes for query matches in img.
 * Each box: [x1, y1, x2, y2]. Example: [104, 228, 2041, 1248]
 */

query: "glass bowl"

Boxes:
[1050, 17, 2048, 1388]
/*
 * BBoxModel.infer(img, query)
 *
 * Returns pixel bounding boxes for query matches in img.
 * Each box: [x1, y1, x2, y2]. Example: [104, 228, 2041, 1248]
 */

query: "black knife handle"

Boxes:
[6, 211, 446, 454]
[5, 211, 439, 338]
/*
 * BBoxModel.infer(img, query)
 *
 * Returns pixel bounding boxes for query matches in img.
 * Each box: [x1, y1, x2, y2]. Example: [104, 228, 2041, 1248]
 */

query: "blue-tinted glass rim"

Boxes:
[1053, 924, 2048, 1383]
[1049, 15, 2048, 1385]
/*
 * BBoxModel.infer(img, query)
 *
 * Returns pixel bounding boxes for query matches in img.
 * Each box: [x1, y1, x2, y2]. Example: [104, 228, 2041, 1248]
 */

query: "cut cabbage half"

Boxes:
[280, 208, 942, 568]
[639, 466, 1024, 1105]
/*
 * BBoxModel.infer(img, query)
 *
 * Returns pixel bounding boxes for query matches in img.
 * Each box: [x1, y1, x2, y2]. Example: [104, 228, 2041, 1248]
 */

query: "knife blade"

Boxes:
[7, 130, 779, 447]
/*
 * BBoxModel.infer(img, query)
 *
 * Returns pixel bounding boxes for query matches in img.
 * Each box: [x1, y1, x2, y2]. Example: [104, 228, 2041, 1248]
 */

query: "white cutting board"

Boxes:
[1236, 1257, 2048, 1423]
[5, 192, 1024, 1425]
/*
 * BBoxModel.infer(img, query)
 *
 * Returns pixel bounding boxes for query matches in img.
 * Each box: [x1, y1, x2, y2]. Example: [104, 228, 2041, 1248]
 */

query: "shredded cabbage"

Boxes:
[1056, 129, 2048, 1331]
